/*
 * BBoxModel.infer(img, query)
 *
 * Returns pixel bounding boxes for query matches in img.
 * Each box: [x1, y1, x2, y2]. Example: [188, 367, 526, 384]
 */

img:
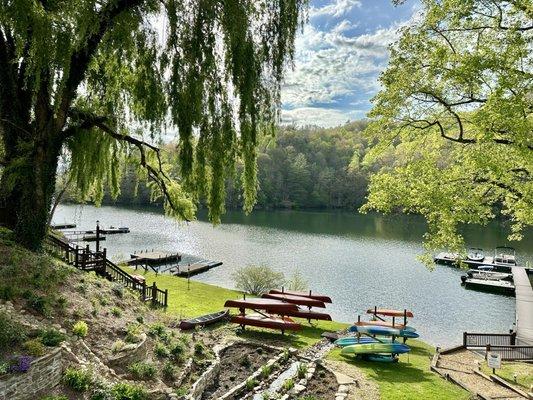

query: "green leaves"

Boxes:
[364, 0, 532, 256]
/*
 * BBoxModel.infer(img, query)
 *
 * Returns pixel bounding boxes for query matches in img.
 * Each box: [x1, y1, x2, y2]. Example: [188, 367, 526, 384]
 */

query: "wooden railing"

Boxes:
[45, 234, 168, 308]
[463, 332, 533, 361]
[463, 332, 516, 347]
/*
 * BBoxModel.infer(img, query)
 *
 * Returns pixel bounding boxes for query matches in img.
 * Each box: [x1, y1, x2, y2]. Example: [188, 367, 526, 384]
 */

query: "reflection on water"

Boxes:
[54, 204, 532, 347]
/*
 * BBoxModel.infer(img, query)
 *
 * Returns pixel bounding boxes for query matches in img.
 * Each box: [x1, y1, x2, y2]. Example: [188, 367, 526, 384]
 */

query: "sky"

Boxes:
[281, 0, 419, 127]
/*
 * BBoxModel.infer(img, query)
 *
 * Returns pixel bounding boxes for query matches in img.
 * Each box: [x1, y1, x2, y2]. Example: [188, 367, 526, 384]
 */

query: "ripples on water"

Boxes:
[54, 204, 532, 347]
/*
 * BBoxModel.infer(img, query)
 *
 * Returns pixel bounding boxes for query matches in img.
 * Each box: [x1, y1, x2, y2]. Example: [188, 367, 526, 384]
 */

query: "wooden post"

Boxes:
[463, 332, 467, 347]
[486, 344, 491, 360]
[151, 282, 157, 306]
[95, 220, 100, 253]
[142, 282, 147, 301]
[164, 289, 168, 307]
[75, 245, 79, 268]
[510, 332, 516, 345]
[102, 248, 107, 272]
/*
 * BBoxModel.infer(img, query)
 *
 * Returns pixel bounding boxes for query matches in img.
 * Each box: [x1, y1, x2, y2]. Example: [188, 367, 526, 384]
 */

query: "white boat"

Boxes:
[464, 268, 513, 281]
[462, 277, 515, 294]
[493, 246, 517, 266]
[467, 247, 485, 262]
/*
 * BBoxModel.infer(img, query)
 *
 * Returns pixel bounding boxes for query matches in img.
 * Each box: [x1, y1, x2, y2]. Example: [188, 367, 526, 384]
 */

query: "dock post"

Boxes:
[164, 289, 168, 307]
[485, 344, 491, 360]
[463, 332, 467, 347]
[142, 282, 146, 301]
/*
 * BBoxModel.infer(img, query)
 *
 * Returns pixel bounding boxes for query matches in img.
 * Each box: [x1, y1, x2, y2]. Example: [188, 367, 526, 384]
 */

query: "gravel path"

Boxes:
[325, 359, 380, 400]
[435, 349, 525, 399]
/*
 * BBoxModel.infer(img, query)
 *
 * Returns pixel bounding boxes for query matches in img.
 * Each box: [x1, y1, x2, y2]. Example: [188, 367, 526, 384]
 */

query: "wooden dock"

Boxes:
[169, 260, 222, 277]
[51, 223, 76, 229]
[129, 251, 181, 265]
[512, 267, 533, 345]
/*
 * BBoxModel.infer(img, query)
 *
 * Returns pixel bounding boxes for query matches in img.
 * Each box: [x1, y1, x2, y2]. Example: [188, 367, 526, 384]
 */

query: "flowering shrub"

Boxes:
[9, 355, 33, 373]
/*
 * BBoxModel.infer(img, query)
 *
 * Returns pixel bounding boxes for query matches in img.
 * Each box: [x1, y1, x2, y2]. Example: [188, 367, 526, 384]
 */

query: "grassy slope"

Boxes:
[141, 271, 470, 399]
[481, 361, 533, 390]
[329, 341, 471, 400]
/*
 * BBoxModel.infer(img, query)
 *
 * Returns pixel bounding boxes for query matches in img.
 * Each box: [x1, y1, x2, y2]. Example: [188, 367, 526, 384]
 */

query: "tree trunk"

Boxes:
[0, 131, 61, 250]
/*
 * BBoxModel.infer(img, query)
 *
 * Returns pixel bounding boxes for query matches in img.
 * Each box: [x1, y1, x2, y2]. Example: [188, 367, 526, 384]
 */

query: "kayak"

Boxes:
[341, 342, 411, 355]
[269, 289, 332, 303]
[349, 325, 419, 338]
[366, 308, 414, 318]
[224, 298, 299, 313]
[262, 293, 326, 308]
[179, 310, 229, 330]
[231, 313, 301, 331]
[282, 306, 332, 321]
[363, 354, 399, 363]
[353, 321, 416, 332]
[335, 337, 392, 347]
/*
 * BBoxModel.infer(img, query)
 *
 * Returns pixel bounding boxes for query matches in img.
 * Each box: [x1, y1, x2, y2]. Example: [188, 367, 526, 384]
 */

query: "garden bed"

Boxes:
[294, 364, 338, 400]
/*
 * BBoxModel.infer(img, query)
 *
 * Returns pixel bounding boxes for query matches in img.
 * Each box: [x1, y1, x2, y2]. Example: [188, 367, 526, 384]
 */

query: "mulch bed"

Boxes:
[295, 365, 338, 400]
[202, 342, 273, 399]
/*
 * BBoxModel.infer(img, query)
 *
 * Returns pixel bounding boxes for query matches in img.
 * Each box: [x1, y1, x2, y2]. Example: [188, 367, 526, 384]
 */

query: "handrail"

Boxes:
[45, 233, 168, 307]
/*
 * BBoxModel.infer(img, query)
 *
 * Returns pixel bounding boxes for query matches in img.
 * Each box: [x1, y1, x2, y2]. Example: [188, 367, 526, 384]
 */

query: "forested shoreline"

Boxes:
[66, 121, 373, 211]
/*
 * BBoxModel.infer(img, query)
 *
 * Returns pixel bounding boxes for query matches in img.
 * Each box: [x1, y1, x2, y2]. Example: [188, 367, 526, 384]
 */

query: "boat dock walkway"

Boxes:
[128, 250, 222, 277]
[512, 267, 533, 345]
[129, 251, 181, 265]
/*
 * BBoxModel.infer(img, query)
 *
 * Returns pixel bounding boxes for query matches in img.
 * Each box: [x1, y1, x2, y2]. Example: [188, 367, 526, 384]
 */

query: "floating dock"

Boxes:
[129, 251, 181, 265]
[51, 223, 76, 229]
[434, 252, 528, 271]
[512, 267, 533, 345]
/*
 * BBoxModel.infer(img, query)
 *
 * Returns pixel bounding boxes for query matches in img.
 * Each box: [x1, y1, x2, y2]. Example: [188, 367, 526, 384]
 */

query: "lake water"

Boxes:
[54, 204, 533, 347]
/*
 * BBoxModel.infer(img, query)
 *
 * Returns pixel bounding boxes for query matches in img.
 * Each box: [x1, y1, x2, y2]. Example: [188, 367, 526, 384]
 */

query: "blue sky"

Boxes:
[281, 0, 419, 127]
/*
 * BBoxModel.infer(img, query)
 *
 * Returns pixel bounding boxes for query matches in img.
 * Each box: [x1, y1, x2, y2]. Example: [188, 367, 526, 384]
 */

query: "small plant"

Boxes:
[147, 323, 167, 338]
[136, 315, 144, 324]
[8, 355, 33, 373]
[282, 378, 294, 392]
[297, 363, 308, 379]
[261, 364, 272, 378]
[0, 311, 26, 352]
[154, 343, 169, 358]
[112, 283, 124, 298]
[162, 361, 175, 380]
[25, 292, 50, 315]
[239, 354, 251, 367]
[97, 295, 109, 306]
[39, 328, 66, 347]
[111, 340, 126, 353]
[245, 378, 258, 390]
[127, 361, 157, 380]
[110, 382, 148, 400]
[40, 396, 69, 400]
[63, 367, 93, 392]
[282, 348, 290, 362]
[56, 295, 68, 310]
[111, 307, 122, 317]
[194, 342, 205, 357]
[23, 339, 46, 357]
[0, 361, 9, 375]
[170, 341, 185, 360]
[125, 323, 143, 343]
[72, 320, 89, 338]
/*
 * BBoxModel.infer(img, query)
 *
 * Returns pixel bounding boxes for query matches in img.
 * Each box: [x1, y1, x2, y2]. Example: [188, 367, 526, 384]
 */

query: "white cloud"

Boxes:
[281, 107, 365, 127]
[310, 0, 362, 18]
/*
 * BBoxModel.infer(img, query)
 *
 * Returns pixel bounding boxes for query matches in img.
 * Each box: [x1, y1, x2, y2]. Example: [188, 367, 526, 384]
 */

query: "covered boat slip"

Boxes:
[512, 267, 533, 345]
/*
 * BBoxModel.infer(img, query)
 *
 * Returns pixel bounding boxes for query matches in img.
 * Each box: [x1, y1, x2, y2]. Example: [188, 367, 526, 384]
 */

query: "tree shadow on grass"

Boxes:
[236, 324, 334, 349]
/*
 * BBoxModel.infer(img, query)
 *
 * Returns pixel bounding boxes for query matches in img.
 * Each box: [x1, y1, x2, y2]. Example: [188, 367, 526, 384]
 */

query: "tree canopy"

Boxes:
[362, 0, 532, 255]
[0, 0, 307, 249]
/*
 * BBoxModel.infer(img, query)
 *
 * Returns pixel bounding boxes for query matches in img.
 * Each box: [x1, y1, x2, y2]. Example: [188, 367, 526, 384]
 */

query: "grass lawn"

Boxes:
[328, 340, 471, 400]
[481, 361, 533, 390]
[141, 271, 470, 399]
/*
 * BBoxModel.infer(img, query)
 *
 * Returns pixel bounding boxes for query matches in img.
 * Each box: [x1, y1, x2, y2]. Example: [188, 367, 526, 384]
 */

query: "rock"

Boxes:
[335, 395, 347, 400]
[59, 328, 67, 334]
[293, 384, 306, 393]
[338, 384, 349, 393]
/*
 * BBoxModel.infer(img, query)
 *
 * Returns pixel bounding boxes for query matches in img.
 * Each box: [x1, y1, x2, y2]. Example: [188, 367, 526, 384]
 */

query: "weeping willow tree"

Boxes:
[0, 0, 307, 250]
[362, 0, 532, 258]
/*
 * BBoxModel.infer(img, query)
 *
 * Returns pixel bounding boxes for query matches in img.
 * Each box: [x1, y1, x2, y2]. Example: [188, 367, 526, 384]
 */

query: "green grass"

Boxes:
[328, 340, 471, 400]
[481, 361, 533, 390]
[132, 270, 470, 399]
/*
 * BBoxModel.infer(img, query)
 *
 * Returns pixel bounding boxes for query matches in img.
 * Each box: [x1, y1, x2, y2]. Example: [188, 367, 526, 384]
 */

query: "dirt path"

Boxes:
[434, 349, 525, 399]
[325, 359, 380, 400]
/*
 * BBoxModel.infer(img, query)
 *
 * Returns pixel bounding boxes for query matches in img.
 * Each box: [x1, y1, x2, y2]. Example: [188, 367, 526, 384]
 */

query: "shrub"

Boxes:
[125, 323, 143, 343]
[63, 368, 93, 392]
[127, 362, 157, 380]
[232, 265, 285, 295]
[287, 269, 308, 291]
[297, 363, 308, 379]
[72, 320, 88, 338]
[0, 285, 15, 300]
[147, 323, 167, 338]
[110, 382, 148, 400]
[110, 307, 122, 317]
[194, 342, 205, 357]
[136, 315, 144, 324]
[39, 328, 66, 347]
[24, 292, 50, 315]
[22, 339, 46, 357]
[154, 343, 169, 358]
[56, 296, 68, 309]
[245, 378, 258, 390]
[0, 311, 26, 352]
[162, 361, 175, 380]
[8, 355, 33, 373]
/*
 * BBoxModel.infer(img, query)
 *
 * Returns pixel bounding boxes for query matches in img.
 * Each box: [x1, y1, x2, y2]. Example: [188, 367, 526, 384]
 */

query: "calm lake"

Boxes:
[54, 204, 533, 347]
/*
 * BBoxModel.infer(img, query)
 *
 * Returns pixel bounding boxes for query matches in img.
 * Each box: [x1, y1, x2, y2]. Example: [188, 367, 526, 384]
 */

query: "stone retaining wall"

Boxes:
[0, 348, 63, 400]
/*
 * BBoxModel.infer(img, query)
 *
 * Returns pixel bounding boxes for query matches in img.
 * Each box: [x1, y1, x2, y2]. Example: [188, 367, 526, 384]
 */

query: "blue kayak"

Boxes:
[348, 325, 419, 338]
[335, 337, 392, 347]
[341, 342, 411, 355]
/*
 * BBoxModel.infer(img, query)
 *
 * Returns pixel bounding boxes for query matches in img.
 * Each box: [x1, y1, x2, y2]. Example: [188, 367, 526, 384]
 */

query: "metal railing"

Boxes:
[463, 332, 533, 361]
